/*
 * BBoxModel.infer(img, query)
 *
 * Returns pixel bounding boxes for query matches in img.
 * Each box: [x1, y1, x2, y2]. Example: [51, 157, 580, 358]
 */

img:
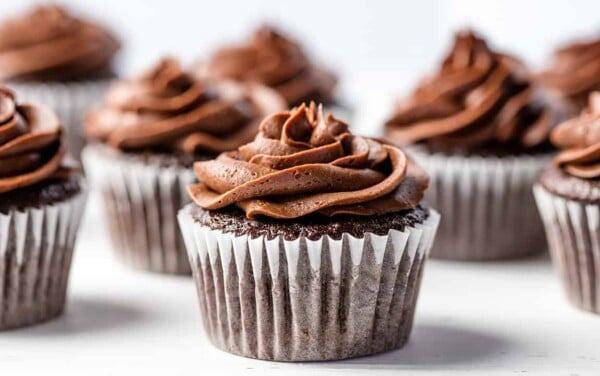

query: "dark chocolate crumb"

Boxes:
[86, 142, 215, 169]
[191, 204, 430, 241]
[0, 172, 83, 213]
[538, 164, 600, 204]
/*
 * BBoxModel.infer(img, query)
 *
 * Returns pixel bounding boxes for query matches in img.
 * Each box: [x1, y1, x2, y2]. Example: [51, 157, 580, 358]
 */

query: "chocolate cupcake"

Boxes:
[196, 25, 349, 120]
[534, 92, 600, 314]
[0, 5, 120, 158]
[178, 103, 440, 361]
[0, 87, 86, 329]
[384, 30, 566, 260]
[539, 33, 600, 111]
[82, 58, 284, 274]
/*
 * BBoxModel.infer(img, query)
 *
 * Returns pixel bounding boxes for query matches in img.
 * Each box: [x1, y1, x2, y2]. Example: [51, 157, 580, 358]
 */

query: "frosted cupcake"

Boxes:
[0, 5, 120, 158]
[0, 87, 86, 329]
[539, 33, 600, 111]
[83, 58, 284, 274]
[196, 26, 349, 119]
[178, 103, 440, 360]
[385, 30, 566, 260]
[535, 92, 600, 314]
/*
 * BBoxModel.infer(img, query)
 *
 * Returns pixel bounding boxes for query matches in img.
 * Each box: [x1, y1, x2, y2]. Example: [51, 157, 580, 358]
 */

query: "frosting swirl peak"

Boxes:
[0, 5, 120, 81]
[85, 58, 285, 156]
[540, 35, 600, 109]
[198, 26, 337, 107]
[386, 30, 560, 152]
[552, 92, 600, 179]
[0, 87, 66, 193]
[188, 102, 429, 219]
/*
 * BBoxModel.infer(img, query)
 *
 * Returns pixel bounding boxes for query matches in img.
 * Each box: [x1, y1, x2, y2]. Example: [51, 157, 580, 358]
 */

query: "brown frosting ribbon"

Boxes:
[539, 35, 600, 109]
[85, 58, 285, 155]
[197, 26, 337, 107]
[188, 102, 429, 219]
[0, 87, 66, 193]
[552, 92, 600, 179]
[0, 5, 120, 82]
[385, 30, 561, 152]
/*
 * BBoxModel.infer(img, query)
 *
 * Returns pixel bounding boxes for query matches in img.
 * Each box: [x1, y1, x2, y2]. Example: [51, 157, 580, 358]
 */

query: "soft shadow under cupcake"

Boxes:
[1, 297, 149, 337]
[331, 323, 514, 367]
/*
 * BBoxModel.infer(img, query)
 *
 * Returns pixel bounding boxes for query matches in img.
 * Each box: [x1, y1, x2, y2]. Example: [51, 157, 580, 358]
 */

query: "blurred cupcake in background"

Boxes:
[82, 58, 284, 274]
[534, 92, 600, 314]
[384, 30, 567, 260]
[196, 25, 350, 120]
[0, 5, 120, 159]
[539, 33, 600, 111]
[178, 102, 439, 360]
[0, 87, 87, 329]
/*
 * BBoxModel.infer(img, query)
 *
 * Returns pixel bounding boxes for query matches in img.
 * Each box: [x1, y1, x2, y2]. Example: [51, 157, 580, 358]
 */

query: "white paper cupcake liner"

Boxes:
[82, 144, 195, 274]
[407, 146, 550, 260]
[9, 80, 112, 159]
[534, 185, 600, 313]
[178, 205, 440, 361]
[0, 186, 87, 330]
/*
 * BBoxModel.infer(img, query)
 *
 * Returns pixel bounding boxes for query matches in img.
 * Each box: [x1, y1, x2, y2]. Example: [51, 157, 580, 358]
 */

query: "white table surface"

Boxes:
[0, 192, 599, 376]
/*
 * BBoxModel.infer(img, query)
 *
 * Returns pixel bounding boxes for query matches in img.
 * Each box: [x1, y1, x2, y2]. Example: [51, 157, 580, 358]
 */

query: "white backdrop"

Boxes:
[3, 0, 600, 94]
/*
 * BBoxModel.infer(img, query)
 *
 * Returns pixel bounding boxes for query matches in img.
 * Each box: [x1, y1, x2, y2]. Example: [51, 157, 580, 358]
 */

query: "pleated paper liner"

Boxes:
[407, 146, 550, 260]
[534, 185, 600, 314]
[178, 205, 440, 361]
[82, 144, 195, 274]
[0, 188, 87, 330]
[10, 80, 112, 159]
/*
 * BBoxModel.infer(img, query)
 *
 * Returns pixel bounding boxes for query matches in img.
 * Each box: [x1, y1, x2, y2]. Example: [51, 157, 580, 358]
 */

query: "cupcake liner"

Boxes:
[82, 144, 195, 274]
[10, 80, 112, 159]
[407, 146, 551, 260]
[178, 205, 440, 361]
[534, 185, 600, 313]
[0, 186, 87, 330]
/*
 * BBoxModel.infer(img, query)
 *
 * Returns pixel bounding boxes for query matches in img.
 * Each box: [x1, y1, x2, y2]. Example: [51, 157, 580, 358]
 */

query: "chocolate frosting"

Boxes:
[198, 26, 337, 107]
[0, 5, 120, 82]
[0, 87, 66, 193]
[551, 92, 600, 179]
[540, 35, 600, 108]
[85, 58, 285, 155]
[385, 30, 561, 152]
[188, 102, 429, 219]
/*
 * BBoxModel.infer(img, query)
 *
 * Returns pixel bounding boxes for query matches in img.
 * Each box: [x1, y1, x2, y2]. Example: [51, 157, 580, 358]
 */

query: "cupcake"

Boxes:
[534, 92, 600, 314]
[0, 87, 87, 329]
[178, 103, 440, 361]
[0, 5, 120, 158]
[384, 30, 566, 260]
[82, 58, 285, 274]
[539, 33, 600, 111]
[196, 25, 349, 119]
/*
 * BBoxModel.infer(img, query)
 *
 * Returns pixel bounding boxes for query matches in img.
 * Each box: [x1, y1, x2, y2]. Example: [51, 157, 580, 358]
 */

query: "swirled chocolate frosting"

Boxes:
[188, 102, 429, 219]
[0, 5, 120, 82]
[386, 30, 561, 153]
[540, 35, 600, 109]
[0, 87, 66, 193]
[85, 58, 285, 156]
[198, 26, 337, 107]
[551, 92, 600, 179]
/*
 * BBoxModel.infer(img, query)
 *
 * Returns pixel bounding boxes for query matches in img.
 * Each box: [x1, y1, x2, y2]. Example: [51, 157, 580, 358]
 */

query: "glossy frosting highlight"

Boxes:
[552, 92, 600, 179]
[0, 87, 66, 193]
[188, 102, 429, 219]
[0, 5, 120, 82]
[85, 58, 285, 155]
[198, 26, 337, 107]
[386, 30, 560, 152]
